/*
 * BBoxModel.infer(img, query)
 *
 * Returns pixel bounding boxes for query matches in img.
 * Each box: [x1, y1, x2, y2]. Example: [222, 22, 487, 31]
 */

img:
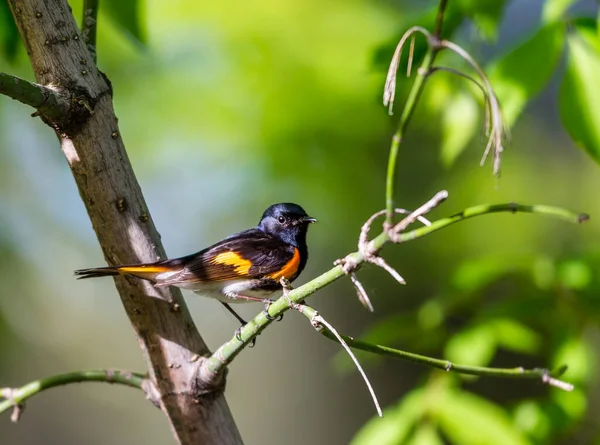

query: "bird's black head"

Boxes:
[258, 203, 316, 247]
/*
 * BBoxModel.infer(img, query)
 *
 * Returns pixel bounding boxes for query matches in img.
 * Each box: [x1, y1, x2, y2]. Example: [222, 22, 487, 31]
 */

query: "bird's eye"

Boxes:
[278, 216, 286, 224]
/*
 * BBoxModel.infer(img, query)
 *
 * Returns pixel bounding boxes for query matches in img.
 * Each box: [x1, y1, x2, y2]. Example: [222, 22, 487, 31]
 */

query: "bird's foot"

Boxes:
[234, 324, 257, 347]
[262, 299, 283, 321]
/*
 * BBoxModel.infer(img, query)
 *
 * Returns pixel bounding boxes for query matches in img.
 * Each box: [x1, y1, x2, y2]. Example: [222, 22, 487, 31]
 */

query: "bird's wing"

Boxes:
[155, 228, 299, 286]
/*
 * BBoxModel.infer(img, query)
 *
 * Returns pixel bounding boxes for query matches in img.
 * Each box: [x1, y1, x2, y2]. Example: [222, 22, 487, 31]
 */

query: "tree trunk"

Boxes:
[6, 0, 243, 443]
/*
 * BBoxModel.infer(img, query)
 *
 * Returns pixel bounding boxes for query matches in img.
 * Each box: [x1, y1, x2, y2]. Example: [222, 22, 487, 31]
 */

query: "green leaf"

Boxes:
[351, 389, 426, 445]
[453, 0, 509, 41]
[552, 337, 594, 383]
[558, 260, 592, 290]
[0, 2, 20, 62]
[417, 299, 445, 330]
[512, 401, 551, 440]
[489, 318, 541, 354]
[407, 423, 444, 445]
[531, 256, 556, 290]
[102, 0, 146, 44]
[435, 389, 532, 445]
[444, 324, 496, 367]
[542, 0, 576, 24]
[559, 23, 600, 164]
[488, 23, 566, 126]
[552, 389, 587, 422]
[441, 91, 480, 167]
[452, 256, 529, 292]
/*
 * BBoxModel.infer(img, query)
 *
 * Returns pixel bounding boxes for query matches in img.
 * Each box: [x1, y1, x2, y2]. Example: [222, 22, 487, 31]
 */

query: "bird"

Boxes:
[75, 203, 316, 327]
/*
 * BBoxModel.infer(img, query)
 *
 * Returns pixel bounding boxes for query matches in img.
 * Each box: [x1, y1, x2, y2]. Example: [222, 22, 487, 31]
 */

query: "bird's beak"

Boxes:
[303, 216, 317, 224]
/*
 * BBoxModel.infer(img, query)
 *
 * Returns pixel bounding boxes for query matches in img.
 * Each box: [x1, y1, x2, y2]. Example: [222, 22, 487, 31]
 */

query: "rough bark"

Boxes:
[6, 1, 243, 443]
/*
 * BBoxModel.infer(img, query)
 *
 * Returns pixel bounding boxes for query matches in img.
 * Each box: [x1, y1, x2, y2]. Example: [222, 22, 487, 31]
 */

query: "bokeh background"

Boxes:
[1, 0, 599, 444]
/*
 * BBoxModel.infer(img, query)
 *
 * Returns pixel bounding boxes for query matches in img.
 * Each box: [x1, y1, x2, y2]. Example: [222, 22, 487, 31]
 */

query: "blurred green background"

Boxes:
[1, 0, 599, 444]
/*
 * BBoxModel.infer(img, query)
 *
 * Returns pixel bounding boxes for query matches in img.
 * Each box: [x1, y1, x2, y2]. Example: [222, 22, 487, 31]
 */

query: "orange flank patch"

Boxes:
[212, 251, 252, 276]
[269, 248, 300, 281]
[117, 265, 173, 274]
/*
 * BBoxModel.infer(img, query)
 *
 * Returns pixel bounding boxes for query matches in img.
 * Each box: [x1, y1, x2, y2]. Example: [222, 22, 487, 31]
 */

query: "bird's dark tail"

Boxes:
[74, 264, 175, 281]
[74, 267, 121, 279]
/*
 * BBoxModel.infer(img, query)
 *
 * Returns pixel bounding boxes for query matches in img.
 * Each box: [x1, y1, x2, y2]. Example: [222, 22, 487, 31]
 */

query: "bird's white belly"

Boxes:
[173, 279, 275, 303]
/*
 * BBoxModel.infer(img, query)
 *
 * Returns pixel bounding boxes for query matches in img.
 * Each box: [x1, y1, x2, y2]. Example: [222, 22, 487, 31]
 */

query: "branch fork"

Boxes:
[336, 192, 446, 311]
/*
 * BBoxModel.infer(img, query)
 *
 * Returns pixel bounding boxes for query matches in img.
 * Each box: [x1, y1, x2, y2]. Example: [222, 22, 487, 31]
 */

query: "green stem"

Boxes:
[202, 202, 587, 375]
[297, 304, 570, 385]
[327, 332, 571, 388]
[434, 0, 449, 38]
[0, 370, 147, 416]
[385, 48, 437, 224]
[0, 72, 68, 118]
[385, 0, 449, 225]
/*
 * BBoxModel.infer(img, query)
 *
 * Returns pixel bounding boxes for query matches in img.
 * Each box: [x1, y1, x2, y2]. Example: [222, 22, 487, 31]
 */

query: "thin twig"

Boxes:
[368, 255, 406, 285]
[389, 190, 448, 241]
[82, 0, 100, 63]
[430, 65, 493, 138]
[336, 208, 430, 311]
[0, 370, 151, 419]
[383, 26, 431, 113]
[430, 66, 489, 103]
[438, 40, 507, 176]
[349, 272, 374, 312]
[542, 372, 575, 391]
[434, 0, 450, 39]
[360, 209, 431, 248]
[311, 312, 383, 417]
[407, 35, 416, 77]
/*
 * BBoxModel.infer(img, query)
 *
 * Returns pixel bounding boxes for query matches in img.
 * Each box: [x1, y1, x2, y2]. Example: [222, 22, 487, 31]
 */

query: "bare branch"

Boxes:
[389, 190, 448, 241]
[368, 255, 406, 285]
[359, 209, 431, 249]
[335, 208, 427, 310]
[542, 372, 575, 391]
[349, 272, 374, 312]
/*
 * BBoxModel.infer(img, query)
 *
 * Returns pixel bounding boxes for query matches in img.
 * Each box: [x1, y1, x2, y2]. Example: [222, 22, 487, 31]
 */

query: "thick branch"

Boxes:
[7, 1, 242, 443]
[0, 72, 70, 119]
[200, 201, 587, 378]
[0, 370, 154, 420]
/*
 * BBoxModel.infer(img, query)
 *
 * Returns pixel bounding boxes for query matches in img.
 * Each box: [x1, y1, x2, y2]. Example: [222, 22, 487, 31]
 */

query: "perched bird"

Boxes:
[75, 203, 316, 326]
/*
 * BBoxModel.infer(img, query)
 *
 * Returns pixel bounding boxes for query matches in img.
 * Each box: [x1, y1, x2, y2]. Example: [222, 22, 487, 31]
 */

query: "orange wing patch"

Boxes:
[211, 251, 252, 276]
[268, 248, 300, 281]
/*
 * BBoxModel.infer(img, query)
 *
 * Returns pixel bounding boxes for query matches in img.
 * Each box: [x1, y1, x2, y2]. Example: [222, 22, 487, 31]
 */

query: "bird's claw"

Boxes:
[234, 325, 244, 341]
[234, 325, 256, 347]
[262, 299, 283, 321]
